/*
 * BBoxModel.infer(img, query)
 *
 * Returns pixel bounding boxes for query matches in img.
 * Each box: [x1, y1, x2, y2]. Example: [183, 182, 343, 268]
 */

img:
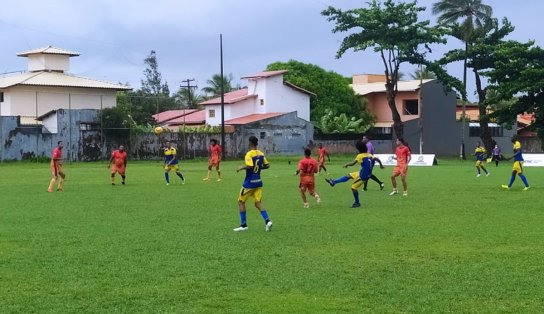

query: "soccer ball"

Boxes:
[154, 126, 164, 135]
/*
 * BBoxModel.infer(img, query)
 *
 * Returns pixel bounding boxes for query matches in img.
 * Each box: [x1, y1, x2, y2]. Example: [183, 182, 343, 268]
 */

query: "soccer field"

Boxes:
[1, 158, 544, 313]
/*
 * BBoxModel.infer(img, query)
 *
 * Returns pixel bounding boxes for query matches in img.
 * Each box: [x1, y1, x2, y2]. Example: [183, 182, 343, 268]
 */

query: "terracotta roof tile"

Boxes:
[199, 88, 256, 105]
[225, 112, 287, 125]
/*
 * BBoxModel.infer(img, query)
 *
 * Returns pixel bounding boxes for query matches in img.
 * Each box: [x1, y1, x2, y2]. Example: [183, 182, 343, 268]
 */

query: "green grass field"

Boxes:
[1, 157, 544, 313]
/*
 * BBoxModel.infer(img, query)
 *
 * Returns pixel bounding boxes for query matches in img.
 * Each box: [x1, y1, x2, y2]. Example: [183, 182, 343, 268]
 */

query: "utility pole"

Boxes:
[180, 79, 197, 159]
[180, 79, 197, 109]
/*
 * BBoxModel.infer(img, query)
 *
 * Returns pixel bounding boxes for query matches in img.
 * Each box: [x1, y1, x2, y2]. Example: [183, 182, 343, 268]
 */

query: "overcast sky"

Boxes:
[1, 0, 541, 101]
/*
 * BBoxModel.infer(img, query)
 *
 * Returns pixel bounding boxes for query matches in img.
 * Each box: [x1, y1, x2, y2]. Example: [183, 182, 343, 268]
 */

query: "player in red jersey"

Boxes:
[317, 143, 330, 173]
[47, 141, 65, 192]
[390, 138, 411, 196]
[203, 139, 222, 181]
[294, 148, 321, 208]
[108, 145, 128, 185]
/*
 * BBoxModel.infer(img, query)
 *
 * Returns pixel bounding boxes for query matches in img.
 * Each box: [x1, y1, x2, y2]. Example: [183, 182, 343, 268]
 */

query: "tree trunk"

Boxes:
[385, 81, 404, 140]
[474, 70, 496, 154]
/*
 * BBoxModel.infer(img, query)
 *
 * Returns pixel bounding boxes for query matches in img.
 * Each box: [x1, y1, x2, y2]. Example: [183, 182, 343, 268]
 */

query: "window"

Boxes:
[209, 109, 215, 118]
[260, 99, 265, 106]
[469, 123, 504, 137]
[0, 92, 4, 102]
[260, 131, 266, 139]
[403, 99, 419, 115]
[79, 123, 99, 131]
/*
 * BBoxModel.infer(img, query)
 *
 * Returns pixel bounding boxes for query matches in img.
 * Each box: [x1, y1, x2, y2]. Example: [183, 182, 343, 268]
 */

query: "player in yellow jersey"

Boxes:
[163, 141, 185, 185]
[233, 136, 273, 232]
[474, 142, 489, 177]
[502, 135, 530, 190]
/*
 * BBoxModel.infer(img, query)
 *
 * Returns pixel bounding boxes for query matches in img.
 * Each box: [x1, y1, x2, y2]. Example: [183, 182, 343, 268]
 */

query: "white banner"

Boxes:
[521, 154, 544, 167]
[374, 154, 436, 167]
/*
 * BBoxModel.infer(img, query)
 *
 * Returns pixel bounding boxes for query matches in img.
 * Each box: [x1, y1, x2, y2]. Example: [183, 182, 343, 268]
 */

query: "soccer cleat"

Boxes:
[325, 178, 335, 187]
[523, 187, 530, 191]
[217, 178, 222, 182]
[233, 226, 248, 232]
[166, 183, 169, 186]
[501, 184, 510, 189]
[403, 191, 408, 196]
[265, 221, 273, 232]
[57, 188, 63, 192]
[389, 190, 398, 196]
[380, 183, 385, 190]
[476, 174, 481, 177]
[315, 194, 321, 204]
[47, 188, 53, 193]
[350, 203, 361, 208]
[112, 182, 115, 186]
[486, 172, 490, 177]
[203, 177, 210, 181]
[303, 203, 310, 208]
[122, 181, 125, 185]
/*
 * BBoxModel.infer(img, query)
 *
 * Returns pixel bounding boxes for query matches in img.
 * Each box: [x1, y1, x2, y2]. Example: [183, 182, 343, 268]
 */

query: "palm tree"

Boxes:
[410, 66, 436, 80]
[432, 0, 493, 158]
[174, 88, 204, 109]
[201, 74, 234, 98]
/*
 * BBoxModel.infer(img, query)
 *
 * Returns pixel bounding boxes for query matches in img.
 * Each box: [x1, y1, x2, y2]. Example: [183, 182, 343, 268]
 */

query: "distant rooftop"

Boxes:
[17, 45, 80, 57]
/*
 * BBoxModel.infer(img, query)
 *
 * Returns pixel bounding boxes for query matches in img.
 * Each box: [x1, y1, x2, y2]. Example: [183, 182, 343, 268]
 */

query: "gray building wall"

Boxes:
[410, 80, 458, 155]
[0, 109, 100, 161]
[234, 112, 314, 156]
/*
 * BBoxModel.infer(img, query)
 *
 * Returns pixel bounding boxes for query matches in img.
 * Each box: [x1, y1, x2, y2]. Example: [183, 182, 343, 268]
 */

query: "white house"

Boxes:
[200, 70, 313, 126]
[0, 46, 131, 118]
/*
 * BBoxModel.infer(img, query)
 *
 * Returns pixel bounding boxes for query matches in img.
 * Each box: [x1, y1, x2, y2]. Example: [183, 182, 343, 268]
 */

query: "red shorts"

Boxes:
[112, 165, 126, 175]
[393, 165, 408, 177]
[299, 178, 315, 194]
[209, 158, 220, 167]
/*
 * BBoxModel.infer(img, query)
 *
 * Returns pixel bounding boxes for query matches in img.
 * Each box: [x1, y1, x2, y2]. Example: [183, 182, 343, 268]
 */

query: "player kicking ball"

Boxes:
[326, 141, 383, 208]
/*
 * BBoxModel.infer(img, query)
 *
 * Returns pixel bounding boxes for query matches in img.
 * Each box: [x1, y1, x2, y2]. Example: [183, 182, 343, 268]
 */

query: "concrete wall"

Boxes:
[0, 110, 314, 161]
[0, 109, 101, 161]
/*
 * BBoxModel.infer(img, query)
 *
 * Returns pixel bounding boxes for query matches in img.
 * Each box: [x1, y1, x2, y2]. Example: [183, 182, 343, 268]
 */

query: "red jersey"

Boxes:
[395, 145, 411, 166]
[50, 147, 62, 166]
[298, 157, 318, 183]
[210, 144, 222, 160]
[111, 150, 127, 167]
[318, 147, 328, 163]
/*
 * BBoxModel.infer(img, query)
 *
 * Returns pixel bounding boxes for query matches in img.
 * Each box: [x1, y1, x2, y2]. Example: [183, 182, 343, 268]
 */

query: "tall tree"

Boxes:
[323, 0, 446, 139]
[266, 60, 373, 126]
[439, 18, 514, 153]
[201, 74, 234, 98]
[486, 40, 544, 148]
[141, 50, 170, 97]
[432, 0, 493, 157]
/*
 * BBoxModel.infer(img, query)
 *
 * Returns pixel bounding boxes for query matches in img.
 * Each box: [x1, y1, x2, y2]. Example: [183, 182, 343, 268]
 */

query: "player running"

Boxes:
[326, 141, 384, 208]
[502, 135, 530, 190]
[474, 142, 489, 177]
[294, 148, 321, 208]
[163, 141, 185, 186]
[108, 145, 127, 185]
[47, 141, 65, 192]
[233, 136, 273, 232]
[203, 139, 222, 181]
[317, 143, 330, 173]
[390, 138, 411, 196]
